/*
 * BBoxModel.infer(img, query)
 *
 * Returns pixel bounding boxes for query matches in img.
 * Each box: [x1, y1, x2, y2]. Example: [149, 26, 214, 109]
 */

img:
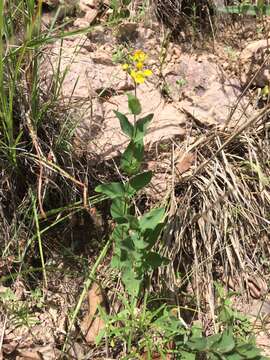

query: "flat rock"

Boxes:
[165, 54, 249, 125]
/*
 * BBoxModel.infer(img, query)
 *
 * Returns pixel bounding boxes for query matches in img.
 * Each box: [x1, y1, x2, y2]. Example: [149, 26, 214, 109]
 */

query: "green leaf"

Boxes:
[191, 322, 203, 338]
[258, 0, 264, 9]
[187, 337, 208, 351]
[206, 333, 222, 348]
[111, 198, 128, 222]
[111, 247, 132, 269]
[131, 222, 165, 251]
[127, 93, 142, 115]
[114, 110, 134, 138]
[127, 171, 153, 195]
[145, 223, 164, 247]
[110, 0, 118, 10]
[219, 306, 234, 324]
[226, 354, 244, 360]
[139, 207, 166, 232]
[211, 330, 235, 354]
[237, 344, 261, 359]
[125, 215, 140, 230]
[95, 328, 106, 345]
[133, 113, 153, 142]
[121, 140, 144, 175]
[111, 224, 129, 243]
[131, 232, 149, 250]
[180, 351, 196, 360]
[111, 254, 121, 268]
[209, 355, 222, 360]
[121, 237, 135, 252]
[217, 5, 270, 16]
[144, 252, 169, 269]
[95, 182, 126, 199]
[122, 267, 142, 297]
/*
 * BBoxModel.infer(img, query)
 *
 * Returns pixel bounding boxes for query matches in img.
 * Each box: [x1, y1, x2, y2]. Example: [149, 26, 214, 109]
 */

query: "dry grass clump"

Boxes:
[161, 109, 270, 315]
[152, 0, 216, 35]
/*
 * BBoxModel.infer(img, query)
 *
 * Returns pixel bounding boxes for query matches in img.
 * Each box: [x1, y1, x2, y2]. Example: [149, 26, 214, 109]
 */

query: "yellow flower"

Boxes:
[132, 50, 147, 63]
[136, 61, 144, 70]
[130, 70, 145, 84]
[122, 63, 129, 71]
[143, 69, 153, 77]
[122, 49, 153, 85]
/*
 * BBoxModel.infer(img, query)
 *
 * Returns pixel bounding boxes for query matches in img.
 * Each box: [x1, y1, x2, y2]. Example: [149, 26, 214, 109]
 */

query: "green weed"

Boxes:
[109, 0, 132, 21]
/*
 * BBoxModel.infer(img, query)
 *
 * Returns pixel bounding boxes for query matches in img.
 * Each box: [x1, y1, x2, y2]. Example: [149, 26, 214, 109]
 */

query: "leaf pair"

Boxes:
[188, 328, 265, 359]
[114, 102, 153, 175]
[115, 110, 153, 143]
[95, 171, 152, 202]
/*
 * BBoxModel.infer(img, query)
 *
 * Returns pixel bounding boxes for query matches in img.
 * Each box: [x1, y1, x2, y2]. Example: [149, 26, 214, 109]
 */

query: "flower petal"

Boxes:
[136, 61, 144, 70]
[133, 50, 147, 62]
[130, 70, 145, 84]
[143, 69, 153, 77]
[122, 63, 129, 71]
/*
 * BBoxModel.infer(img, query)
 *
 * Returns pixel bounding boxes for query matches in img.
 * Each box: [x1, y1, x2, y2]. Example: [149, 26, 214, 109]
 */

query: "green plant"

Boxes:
[97, 290, 268, 359]
[224, 46, 238, 61]
[97, 297, 191, 358]
[95, 50, 167, 298]
[186, 328, 267, 360]
[176, 78, 187, 88]
[178, 283, 266, 360]
[215, 283, 253, 342]
[217, 1, 270, 16]
[0, 288, 39, 328]
[109, 0, 132, 21]
[112, 45, 129, 64]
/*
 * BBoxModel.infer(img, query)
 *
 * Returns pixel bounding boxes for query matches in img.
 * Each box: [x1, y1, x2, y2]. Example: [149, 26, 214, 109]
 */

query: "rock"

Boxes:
[92, 51, 114, 65]
[74, 0, 100, 27]
[73, 18, 90, 28]
[42, 35, 127, 149]
[240, 39, 270, 87]
[116, 22, 138, 42]
[164, 54, 249, 125]
[78, 0, 100, 13]
[87, 25, 114, 45]
[179, 78, 246, 126]
[42, 36, 123, 100]
[74, 8, 99, 27]
[16, 345, 60, 360]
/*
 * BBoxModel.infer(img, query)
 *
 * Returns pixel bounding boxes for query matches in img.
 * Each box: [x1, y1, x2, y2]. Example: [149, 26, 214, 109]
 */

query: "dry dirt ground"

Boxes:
[1, 1, 270, 359]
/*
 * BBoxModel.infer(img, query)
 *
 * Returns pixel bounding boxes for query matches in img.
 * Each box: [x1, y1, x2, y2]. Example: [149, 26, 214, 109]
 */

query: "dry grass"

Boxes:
[159, 107, 270, 321]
